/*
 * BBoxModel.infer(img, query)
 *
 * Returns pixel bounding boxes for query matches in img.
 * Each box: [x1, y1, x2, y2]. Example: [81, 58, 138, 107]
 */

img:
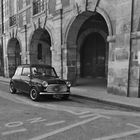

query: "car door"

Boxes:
[13, 66, 23, 90]
[20, 66, 31, 93]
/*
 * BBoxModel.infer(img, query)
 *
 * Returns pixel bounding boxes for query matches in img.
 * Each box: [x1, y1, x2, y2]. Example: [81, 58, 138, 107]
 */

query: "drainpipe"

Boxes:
[24, 24, 28, 64]
[127, 0, 134, 97]
[85, 0, 88, 11]
[94, 0, 101, 12]
[138, 54, 140, 97]
[1, 0, 4, 76]
[60, 7, 63, 79]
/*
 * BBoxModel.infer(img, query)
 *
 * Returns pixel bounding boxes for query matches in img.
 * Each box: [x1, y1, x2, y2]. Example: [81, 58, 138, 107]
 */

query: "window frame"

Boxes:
[32, 0, 45, 16]
[21, 67, 31, 76]
[14, 66, 23, 76]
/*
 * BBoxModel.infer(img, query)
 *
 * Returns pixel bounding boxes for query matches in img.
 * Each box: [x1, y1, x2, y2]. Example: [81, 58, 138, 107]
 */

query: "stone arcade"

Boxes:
[0, 0, 140, 97]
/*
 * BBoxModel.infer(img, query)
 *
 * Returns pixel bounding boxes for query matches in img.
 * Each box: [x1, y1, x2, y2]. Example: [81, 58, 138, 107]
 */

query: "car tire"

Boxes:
[9, 82, 17, 94]
[30, 87, 40, 101]
[62, 94, 70, 100]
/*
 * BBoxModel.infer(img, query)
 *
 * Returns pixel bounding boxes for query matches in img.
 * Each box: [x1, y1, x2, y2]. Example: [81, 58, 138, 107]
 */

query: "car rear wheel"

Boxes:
[9, 82, 17, 94]
[30, 87, 40, 101]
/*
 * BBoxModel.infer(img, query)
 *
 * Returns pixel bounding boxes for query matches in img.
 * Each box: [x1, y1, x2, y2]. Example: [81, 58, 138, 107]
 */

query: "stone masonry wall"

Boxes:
[3, 0, 140, 97]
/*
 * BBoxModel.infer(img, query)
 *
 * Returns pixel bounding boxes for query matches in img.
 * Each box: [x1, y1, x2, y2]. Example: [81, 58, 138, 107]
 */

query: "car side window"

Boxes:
[31, 67, 37, 75]
[22, 67, 30, 76]
[14, 67, 22, 76]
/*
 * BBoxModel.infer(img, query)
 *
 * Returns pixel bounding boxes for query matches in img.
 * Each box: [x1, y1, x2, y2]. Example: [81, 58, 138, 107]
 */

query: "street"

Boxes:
[0, 81, 140, 140]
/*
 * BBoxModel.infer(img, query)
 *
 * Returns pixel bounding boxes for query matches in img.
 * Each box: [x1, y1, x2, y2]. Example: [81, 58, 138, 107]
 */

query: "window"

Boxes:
[37, 43, 42, 60]
[17, 0, 23, 11]
[9, 0, 15, 16]
[5, 0, 9, 17]
[48, 0, 56, 15]
[9, 0, 17, 26]
[31, 66, 57, 77]
[31, 67, 37, 75]
[26, 0, 31, 6]
[9, 15, 16, 27]
[48, 0, 70, 15]
[33, 0, 44, 15]
[22, 67, 30, 76]
[15, 67, 22, 76]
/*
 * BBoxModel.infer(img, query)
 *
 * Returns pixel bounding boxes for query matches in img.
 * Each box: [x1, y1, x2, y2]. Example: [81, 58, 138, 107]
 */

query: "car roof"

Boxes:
[17, 64, 53, 68]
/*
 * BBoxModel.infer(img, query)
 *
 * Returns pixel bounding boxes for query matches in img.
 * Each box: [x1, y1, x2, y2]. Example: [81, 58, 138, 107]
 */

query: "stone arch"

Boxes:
[7, 36, 22, 53]
[29, 27, 52, 65]
[64, 8, 113, 46]
[45, 23, 55, 47]
[96, 7, 113, 36]
[29, 23, 55, 49]
[77, 28, 108, 51]
[65, 10, 111, 84]
[7, 37, 22, 77]
[63, 14, 77, 44]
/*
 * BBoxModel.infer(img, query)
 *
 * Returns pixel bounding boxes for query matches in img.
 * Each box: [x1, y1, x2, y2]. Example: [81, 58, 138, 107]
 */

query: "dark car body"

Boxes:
[9, 64, 71, 101]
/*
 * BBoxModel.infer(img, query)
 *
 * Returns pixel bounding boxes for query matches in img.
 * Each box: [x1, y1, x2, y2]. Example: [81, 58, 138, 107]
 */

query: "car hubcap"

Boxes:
[31, 89, 37, 100]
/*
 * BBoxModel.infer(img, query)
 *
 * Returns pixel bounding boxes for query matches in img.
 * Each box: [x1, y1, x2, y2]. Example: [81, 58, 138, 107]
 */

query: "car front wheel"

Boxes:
[30, 87, 40, 101]
[9, 82, 17, 94]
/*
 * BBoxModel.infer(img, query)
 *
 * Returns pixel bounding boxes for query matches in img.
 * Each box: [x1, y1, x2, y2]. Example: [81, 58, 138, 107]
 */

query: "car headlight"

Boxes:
[42, 81, 48, 87]
[66, 81, 71, 87]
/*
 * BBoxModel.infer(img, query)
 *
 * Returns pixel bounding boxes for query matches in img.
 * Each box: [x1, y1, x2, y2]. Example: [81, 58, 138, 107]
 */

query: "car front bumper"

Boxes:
[39, 84, 70, 95]
[39, 92, 70, 95]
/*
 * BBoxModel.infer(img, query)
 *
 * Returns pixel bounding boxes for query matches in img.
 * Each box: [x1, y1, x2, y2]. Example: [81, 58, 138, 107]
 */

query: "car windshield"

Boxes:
[31, 66, 57, 77]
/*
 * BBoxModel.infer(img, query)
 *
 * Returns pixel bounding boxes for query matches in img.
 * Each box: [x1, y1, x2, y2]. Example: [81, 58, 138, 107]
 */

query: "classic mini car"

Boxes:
[9, 64, 71, 101]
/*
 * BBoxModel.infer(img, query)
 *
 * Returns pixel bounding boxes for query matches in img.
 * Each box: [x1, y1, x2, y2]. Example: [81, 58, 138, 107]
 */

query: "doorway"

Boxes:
[80, 32, 106, 78]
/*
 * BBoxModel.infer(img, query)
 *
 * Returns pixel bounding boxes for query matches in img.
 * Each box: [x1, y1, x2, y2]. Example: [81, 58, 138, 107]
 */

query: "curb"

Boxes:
[0, 79, 10, 84]
[71, 94, 140, 112]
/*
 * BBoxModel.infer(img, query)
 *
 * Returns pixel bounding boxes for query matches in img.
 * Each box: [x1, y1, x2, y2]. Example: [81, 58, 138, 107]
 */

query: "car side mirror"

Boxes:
[28, 74, 31, 78]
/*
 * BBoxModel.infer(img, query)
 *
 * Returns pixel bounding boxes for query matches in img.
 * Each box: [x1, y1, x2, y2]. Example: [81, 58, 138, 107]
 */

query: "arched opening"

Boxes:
[30, 28, 51, 65]
[7, 38, 21, 77]
[66, 11, 109, 87]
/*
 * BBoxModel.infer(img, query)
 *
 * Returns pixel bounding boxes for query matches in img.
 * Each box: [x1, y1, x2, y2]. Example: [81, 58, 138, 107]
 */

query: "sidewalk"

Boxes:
[1, 76, 140, 111]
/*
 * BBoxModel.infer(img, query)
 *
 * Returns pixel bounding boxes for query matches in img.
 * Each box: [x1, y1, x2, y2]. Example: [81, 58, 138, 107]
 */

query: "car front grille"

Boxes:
[46, 84, 67, 93]
[48, 80, 66, 84]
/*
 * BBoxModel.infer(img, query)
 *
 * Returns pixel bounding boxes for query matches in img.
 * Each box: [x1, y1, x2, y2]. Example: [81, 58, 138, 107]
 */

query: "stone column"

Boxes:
[53, 0, 64, 78]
